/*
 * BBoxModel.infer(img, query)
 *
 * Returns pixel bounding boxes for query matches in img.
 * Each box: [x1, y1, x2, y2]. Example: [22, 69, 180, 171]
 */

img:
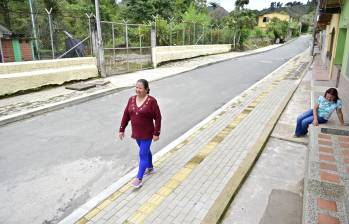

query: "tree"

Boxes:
[123, 0, 156, 23]
[182, 3, 211, 24]
[225, 8, 256, 48]
[209, 1, 219, 9]
[0, 0, 11, 29]
[266, 17, 289, 42]
[285, 2, 293, 7]
[235, 0, 249, 10]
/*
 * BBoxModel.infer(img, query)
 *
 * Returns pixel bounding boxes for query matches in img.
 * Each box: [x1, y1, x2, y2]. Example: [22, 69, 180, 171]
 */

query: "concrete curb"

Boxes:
[58, 46, 309, 224]
[0, 42, 290, 127]
[202, 49, 311, 224]
[0, 86, 130, 127]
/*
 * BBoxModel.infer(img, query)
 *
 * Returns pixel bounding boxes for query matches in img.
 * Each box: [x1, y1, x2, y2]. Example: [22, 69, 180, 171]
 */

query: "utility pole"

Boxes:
[94, 0, 106, 77]
[28, 0, 40, 59]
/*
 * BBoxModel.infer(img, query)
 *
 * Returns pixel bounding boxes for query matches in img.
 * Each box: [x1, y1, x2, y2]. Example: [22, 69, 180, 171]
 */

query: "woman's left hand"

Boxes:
[153, 135, 159, 142]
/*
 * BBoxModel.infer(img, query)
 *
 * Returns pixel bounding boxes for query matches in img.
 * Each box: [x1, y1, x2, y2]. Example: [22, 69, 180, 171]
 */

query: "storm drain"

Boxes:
[65, 80, 110, 91]
[285, 62, 309, 80]
[321, 128, 349, 136]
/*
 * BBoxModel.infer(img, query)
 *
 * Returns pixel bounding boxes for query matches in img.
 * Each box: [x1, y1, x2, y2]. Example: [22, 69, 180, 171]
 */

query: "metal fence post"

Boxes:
[211, 25, 213, 44]
[193, 22, 196, 44]
[112, 23, 115, 60]
[123, 19, 129, 71]
[188, 25, 191, 44]
[182, 22, 185, 45]
[217, 26, 220, 44]
[202, 25, 205, 44]
[0, 36, 4, 62]
[138, 25, 141, 54]
[151, 23, 157, 68]
[169, 17, 174, 46]
[45, 8, 55, 59]
[86, 13, 94, 55]
[94, 0, 106, 77]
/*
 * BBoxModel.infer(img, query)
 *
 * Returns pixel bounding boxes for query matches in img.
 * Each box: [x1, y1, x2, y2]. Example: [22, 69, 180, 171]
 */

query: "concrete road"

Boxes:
[0, 36, 311, 224]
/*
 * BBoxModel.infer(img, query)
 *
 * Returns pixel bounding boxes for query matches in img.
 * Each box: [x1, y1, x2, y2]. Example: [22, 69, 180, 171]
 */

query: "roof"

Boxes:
[0, 24, 12, 35]
[316, 0, 342, 31]
[259, 11, 289, 16]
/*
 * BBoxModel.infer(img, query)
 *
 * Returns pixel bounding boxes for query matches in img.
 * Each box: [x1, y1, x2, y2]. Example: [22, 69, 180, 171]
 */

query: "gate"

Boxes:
[100, 21, 153, 76]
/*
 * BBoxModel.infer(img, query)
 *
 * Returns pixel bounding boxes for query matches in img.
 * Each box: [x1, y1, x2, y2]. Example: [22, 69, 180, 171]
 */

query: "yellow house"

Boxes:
[320, 14, 340, 78]
[258, 12, 290, 28]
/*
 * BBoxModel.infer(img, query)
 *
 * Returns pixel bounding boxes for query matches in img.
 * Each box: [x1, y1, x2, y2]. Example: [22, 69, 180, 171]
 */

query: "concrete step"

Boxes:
[0, 57, 96, 75]
[0, 65, 98, 96]
[303, 126, 349, 224]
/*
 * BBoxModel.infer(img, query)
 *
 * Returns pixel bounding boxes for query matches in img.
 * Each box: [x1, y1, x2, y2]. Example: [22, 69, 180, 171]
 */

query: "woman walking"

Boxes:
[295, 88, 344, 137]
[119, 79, 162, 188]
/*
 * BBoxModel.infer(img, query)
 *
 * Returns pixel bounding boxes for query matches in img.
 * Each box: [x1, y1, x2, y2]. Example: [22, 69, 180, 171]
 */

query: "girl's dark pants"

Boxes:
[295, 109, 327, 136]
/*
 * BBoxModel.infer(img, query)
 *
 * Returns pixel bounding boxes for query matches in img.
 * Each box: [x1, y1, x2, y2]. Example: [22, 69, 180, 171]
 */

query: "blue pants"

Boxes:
[295, 109, 327, 136]
[136, 139, 153, 180]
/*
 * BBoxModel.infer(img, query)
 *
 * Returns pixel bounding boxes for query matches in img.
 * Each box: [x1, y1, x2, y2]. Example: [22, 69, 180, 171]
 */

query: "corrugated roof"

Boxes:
[0, 24, 12, 35]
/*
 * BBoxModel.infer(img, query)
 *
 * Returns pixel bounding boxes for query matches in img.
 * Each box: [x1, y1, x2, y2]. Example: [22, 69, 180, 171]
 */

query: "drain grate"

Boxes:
[321, 128, 349, 136]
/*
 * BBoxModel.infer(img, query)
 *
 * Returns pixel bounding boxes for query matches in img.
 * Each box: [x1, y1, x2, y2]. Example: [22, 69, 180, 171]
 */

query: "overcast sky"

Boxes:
[218, 0, 310, 11]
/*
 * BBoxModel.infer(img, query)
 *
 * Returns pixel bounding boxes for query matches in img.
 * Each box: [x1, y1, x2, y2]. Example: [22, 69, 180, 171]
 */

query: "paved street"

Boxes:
[0, 36, 311, 224]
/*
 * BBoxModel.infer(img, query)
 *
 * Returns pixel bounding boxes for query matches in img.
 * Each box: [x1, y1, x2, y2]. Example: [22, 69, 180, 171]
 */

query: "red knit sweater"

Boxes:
[120, 95, 162, 139]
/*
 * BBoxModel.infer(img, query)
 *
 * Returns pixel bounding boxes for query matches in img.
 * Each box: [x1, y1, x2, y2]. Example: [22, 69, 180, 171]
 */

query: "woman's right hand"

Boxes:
[119, 132, 124, 140]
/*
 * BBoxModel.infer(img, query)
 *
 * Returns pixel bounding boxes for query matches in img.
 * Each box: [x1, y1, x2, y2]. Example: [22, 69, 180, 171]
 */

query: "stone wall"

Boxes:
[0, 57, 98, 96]
[152, 44, 232, 67]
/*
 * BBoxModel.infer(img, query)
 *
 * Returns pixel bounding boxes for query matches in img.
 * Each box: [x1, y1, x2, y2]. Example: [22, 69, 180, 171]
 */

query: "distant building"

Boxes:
[0, 24, 34, 63]
[257, 12, 290, 29]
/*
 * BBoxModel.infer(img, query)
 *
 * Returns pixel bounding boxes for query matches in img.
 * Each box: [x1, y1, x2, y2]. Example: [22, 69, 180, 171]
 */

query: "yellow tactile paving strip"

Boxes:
[75, 58, 304, 224]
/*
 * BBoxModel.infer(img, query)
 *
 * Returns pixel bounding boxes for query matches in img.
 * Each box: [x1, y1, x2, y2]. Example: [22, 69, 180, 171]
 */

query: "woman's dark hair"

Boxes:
[324, 88, 339, 103]
[137, 79, 150, 94]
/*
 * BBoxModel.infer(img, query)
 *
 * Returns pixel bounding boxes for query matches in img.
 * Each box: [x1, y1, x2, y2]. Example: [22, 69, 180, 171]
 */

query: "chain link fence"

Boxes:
[156, 20, 236, 46]
[100, 21, 152, 75]
[34, 10, 92, 60]
[3, 9, 93, 61]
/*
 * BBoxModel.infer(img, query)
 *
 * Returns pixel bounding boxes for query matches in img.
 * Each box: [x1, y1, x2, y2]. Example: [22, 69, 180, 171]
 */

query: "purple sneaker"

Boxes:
[130, 178, 142, 188]
[145, 168, 156, 175]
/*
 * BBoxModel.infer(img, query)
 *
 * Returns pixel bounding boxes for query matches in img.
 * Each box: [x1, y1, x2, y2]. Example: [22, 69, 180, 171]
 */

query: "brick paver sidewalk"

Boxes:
[59, 50, 312, 224]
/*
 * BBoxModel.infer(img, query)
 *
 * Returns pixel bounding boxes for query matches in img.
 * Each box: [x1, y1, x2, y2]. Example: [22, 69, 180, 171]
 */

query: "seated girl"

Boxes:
[295, 88, 344, 137]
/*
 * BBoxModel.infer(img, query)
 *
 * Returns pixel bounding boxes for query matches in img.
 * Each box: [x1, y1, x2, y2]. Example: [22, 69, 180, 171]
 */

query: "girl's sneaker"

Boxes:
[130, 178, 142, 188]
[145, 168, 156, 175]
